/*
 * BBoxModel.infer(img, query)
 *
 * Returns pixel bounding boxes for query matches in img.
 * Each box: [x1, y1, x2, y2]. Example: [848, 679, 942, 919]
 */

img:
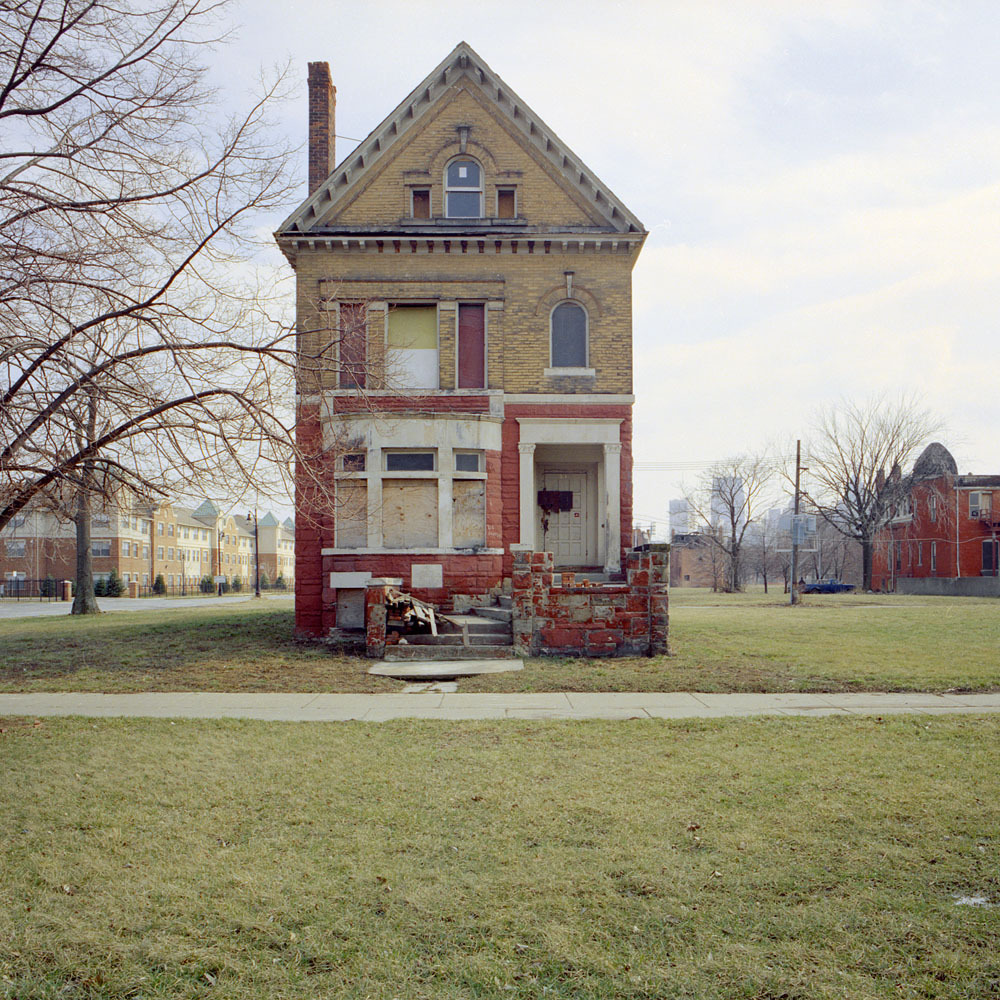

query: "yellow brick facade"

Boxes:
[295, 248, 636, 395]
[289, 75, 642, 398]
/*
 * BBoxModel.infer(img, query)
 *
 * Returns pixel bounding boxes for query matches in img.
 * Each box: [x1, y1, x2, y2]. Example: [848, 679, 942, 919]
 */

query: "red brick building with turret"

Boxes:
[872, 442, 1000, 594]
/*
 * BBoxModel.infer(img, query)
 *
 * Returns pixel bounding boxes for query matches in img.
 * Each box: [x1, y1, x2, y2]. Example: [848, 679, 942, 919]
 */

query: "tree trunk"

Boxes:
[71, 487, 101, 614]
[861, 537, 874, 592]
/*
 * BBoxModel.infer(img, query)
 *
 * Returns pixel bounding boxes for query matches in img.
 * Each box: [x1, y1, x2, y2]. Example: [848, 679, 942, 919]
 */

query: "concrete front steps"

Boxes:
[383, 599, 515, 662]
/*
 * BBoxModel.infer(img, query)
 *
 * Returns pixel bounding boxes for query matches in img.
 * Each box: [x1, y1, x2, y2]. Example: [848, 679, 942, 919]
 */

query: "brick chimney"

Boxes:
[307, 62, 336, 195]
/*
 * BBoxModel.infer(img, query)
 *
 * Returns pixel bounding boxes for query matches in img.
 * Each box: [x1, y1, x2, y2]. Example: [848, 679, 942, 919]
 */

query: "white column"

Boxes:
[438, 475, 453, 547]
[518, 442, 536, 548]
[603, 442, 622, 573]
[366, 446, 381, 548]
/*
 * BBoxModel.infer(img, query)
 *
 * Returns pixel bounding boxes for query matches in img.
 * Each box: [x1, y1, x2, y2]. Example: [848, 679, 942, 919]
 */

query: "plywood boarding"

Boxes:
[457, 303, 485, 388]
[453, 479, 486, 548]
[335, 480, 367, 548]
[382, 480, 438, 548]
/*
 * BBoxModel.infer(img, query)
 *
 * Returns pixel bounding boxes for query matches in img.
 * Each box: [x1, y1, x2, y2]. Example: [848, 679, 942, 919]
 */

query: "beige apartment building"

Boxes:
[0, 498, 295, 591]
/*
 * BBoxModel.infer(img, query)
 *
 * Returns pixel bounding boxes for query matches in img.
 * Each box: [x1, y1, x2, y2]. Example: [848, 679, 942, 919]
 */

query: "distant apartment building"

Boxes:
[669, 499, 691, 536]
[0, 498, 295, 590]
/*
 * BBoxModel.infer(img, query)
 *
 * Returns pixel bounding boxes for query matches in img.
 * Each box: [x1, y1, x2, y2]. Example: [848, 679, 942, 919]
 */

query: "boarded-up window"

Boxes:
[497, 188, 516, 218]
[453, 480, 486, 548]
[457, 303, 485, 388]
[387, 305, 438, 389]
[382, 480, 438, 548]
[338, 303, 367, 389]
[411, 189, 430, 218]
[336, 480, 368, 548]
[551, 301, 587, 367]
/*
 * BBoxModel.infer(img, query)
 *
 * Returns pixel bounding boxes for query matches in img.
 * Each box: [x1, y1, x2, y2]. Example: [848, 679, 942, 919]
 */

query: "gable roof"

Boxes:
[191, 499, 220, 521]
[278, 42, 645, 238]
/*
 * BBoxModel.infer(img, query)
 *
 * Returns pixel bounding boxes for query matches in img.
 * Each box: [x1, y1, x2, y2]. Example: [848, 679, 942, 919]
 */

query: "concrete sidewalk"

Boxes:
[1, 690, 998, 721]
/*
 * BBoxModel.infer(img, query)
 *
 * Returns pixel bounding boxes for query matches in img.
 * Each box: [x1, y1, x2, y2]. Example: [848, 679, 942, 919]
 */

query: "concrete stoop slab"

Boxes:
[369, 658, 524, 679]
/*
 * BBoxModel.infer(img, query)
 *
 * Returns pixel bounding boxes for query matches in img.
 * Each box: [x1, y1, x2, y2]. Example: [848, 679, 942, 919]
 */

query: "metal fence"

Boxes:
[0, 578, 63, 602]
[134, 582, 291, 598]
[0, 579, 291, 602]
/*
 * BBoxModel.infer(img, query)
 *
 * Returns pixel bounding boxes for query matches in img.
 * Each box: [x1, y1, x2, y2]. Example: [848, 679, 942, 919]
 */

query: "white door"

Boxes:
[537, 468, 597, 567]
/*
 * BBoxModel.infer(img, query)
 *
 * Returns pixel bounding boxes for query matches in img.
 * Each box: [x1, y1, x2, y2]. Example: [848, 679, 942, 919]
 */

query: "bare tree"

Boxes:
[685, 454, 775, 593]
[802, 394, 940, 591]
[0, 1, 375, 610]
[747, 516, 782, 594]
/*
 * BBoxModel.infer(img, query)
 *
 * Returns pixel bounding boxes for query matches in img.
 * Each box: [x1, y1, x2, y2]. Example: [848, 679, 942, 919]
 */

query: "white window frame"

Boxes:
[545, 300, 594, 377]
[383, 449, 437, 473]
[454, 450, 485, 474]
[444, 157, 483, 219]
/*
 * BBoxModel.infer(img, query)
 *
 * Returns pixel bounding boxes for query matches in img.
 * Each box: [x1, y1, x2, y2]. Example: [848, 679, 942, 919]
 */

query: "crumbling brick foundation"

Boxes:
[511, 548, 668, 657]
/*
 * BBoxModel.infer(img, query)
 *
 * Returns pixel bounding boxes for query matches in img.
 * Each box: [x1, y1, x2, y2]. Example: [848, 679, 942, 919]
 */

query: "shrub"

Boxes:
[259, 571, 271, 591]
[274, 573, 286, 590]
[153, 574, 166, 595]
[93, 576, 106, 597]
[40, 575, 57, 597]
[231, 576, 242, 593]
[199, 575, 214, 594]
[105, 568, 125, 597]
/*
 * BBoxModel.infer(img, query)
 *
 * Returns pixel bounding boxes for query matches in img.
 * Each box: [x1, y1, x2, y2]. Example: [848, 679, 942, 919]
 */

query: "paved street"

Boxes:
[1, 690, 997, 722]
[0, 594, 292, 618]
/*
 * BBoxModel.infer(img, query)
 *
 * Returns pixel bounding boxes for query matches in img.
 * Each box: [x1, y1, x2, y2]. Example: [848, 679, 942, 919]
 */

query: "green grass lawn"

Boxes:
[0, 590, 999, 693]
[1, 715, 997, 998]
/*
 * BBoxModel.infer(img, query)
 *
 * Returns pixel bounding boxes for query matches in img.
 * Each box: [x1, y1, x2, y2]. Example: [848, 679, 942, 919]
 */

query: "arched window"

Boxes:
[550, 301, 588, 368]
[445, 158, 482, 218]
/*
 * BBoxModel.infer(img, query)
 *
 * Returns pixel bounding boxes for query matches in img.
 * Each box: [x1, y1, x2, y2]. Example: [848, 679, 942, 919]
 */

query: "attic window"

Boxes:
[411, 189, 430, 219]
[445, 159, 482, 218]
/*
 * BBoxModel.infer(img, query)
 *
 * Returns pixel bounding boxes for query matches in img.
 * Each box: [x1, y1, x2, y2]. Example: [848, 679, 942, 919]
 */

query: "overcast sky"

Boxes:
[221, 0, 1000, 533]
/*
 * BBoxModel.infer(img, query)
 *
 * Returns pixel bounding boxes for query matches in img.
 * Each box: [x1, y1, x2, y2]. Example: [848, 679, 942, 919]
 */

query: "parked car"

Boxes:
[800, 579, 856, 594]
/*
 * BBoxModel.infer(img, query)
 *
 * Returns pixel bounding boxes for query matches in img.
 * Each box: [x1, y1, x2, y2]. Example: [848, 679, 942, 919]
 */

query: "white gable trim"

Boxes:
[278, 42, 644, 237]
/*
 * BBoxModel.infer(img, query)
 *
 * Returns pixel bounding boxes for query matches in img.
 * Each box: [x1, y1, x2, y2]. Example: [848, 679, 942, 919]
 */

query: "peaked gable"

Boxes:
[279, 42, 644, 237]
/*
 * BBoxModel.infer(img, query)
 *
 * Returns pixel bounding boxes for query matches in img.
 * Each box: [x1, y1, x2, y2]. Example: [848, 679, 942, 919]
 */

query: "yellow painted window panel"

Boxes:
[388, 305, 437, 349]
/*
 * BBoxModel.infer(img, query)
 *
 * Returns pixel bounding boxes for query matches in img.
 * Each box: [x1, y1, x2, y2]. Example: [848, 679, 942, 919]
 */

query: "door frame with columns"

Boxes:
[515, 417, 623, 573]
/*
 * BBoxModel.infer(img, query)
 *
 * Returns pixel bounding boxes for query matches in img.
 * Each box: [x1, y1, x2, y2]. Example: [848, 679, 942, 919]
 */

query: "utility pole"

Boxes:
[790, 439, 802, 606]
[247, 510, 261, 598]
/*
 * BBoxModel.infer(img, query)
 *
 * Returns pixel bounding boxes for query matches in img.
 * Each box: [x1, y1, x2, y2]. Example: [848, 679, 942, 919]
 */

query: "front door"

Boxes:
[537, 468, 597, 567]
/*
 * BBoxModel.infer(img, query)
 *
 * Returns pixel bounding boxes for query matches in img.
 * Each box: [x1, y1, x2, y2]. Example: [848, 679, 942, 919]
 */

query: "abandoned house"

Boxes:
[276, 42, 647, 638]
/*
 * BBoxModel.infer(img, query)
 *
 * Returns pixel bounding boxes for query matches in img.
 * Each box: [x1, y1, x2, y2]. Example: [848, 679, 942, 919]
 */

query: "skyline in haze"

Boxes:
[220, 0, 1000, 531]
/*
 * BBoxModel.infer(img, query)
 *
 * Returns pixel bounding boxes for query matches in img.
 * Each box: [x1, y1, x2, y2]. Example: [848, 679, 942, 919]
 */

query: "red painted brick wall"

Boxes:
[294, 404, 331, 635]
[333, 394, 492, 414]
[296, 398, 634, 635]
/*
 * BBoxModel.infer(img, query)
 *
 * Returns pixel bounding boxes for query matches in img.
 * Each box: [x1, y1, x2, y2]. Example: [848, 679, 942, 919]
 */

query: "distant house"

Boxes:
[871, 442, 1000, 595]
[669, 532, 722, 589]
